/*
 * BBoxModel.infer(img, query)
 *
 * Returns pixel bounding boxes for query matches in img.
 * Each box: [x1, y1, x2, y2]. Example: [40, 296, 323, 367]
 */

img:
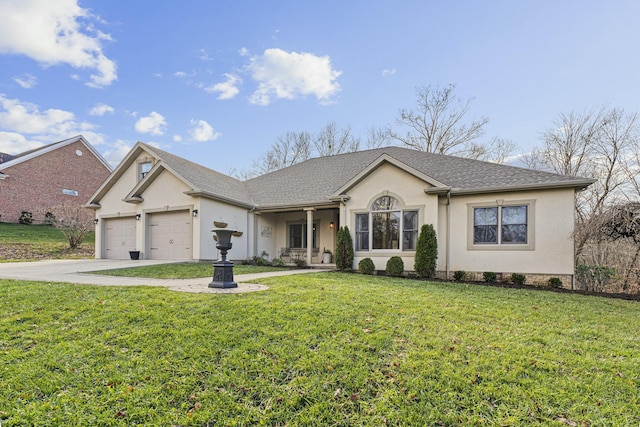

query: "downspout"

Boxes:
[446, 189, 451, 281]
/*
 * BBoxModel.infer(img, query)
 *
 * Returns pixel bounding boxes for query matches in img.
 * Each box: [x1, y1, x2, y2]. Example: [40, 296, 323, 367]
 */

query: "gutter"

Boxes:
[424, 179, 596, 196]
[446, 188, 451, 281]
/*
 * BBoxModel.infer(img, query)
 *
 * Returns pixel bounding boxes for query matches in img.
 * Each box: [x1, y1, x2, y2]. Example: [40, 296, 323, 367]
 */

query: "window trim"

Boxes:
[287, 221, 318, 249]
[467, 200, 535, 251]
[139, 161, 153, 181]
[354, 194, 421, 253]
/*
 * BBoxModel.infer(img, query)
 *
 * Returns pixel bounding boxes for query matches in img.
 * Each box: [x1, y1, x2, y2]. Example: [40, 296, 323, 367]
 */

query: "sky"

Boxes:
[1, 0, 640, 174]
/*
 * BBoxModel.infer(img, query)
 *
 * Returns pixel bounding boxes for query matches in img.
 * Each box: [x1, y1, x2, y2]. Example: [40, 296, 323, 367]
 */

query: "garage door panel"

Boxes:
[104, 218, 136, 260]
[149, 211, 192, 260]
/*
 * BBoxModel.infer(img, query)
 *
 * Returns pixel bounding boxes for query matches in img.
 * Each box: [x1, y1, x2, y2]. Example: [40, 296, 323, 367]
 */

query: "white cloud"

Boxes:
[89, 103, 114, 116]
[100, 139, 133, 168]
[135, 112, 166, 136]
[0, 94, 75, 134]
[0, 131, 42, 153]
[239, 47, 250, 57]
[173, 134, 183, 142]
[14, 73, 38, 88]
[0, 95, 101, 153]
[0, 0, 117, 87]
[204, 74, 242, 100]
[189, 119, 221, 142]
[247, 48, 342, 106]
[382, 69, 396, 77]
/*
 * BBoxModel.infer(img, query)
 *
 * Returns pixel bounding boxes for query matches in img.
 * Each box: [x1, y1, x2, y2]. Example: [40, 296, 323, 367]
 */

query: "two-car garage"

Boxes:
[103, 210, 192, 260]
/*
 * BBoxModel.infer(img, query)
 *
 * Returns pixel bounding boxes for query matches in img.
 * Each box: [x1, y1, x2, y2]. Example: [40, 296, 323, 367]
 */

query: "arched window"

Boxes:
[355, 195, 419, 251]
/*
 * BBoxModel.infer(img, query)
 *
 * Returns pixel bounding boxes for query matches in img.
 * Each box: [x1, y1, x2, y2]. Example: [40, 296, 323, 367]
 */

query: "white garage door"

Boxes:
[104, 217, 137, 260]
[148, 210, 192, 260]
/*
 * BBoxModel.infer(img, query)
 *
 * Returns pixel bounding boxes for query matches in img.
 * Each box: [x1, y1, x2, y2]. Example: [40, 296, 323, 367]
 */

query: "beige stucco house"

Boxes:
[87, 142, 594, 284]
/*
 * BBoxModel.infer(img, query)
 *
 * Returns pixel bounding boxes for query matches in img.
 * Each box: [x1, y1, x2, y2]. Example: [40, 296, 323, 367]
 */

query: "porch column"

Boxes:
[305, 208, 315, 264]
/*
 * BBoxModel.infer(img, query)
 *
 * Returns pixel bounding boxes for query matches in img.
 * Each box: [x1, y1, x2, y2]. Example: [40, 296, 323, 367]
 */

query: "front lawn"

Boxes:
[1, 273, 639, 426]
[88, 261, 289, 279]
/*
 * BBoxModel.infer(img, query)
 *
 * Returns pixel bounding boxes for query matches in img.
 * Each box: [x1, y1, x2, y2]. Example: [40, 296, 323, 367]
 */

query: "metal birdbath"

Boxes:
[209, 222, 242, 288]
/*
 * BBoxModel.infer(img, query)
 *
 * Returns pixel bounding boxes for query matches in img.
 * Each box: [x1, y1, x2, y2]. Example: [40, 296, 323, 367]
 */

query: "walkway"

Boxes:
[0, 259, 323, 294]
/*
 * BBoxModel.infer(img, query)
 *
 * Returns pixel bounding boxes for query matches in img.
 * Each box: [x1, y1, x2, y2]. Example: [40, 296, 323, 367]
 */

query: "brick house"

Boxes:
[0, 135, 112, 223]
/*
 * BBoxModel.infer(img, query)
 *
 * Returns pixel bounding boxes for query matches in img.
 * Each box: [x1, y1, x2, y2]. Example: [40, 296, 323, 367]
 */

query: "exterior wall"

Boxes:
[345, 162, 438, 270]
[95, 156, 198, 259]
[442, 188, 576, 277]
[255, 213, 278, 260]
[196, 197, 249, 261]
[94, 151, 252, 261]
[0, 140, 110, 223]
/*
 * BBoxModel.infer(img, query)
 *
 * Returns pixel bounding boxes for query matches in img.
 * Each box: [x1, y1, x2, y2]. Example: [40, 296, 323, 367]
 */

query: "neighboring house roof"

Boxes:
[0, 152, 16, 164]
[89, 143, 596, 211]
[0, 135, 112, 174]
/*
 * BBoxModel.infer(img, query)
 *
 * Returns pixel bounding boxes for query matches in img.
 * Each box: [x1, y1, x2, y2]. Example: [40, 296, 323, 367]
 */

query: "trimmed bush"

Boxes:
[511, 273, 526, 286]
[335, 226, 354, 271]
[453, 270, 466, 281]
[272, 257, 286, 267]
[358, 258, 375, 275]
[548, 277, 563, 288]
[43, 212, 56, 225]
[386, 256, 404, 277]
[483, 271, 497, 283]
[414, 224, 438, 278]
[18, 211, 33, 225]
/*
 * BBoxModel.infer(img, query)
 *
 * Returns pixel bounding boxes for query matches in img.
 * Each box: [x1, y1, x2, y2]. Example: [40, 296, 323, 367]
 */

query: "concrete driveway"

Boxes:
[0, 259, 320, 294]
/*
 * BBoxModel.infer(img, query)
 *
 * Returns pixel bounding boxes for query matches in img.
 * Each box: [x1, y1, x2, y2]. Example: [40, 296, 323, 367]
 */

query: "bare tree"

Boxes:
[40, 203, 94, 249]
[531, 107, 640, 262]
[593, 202, 640, 290]
[388, 84, 489, 155]
[464, 137, 516, 164]
[313, 121, 360, 156]
[251, 131, 311, 175]
[365, 126, 394, 149]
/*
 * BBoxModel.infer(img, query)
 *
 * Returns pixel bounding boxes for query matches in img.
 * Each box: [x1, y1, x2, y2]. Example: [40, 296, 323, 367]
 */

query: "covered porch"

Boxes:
[253, 204, 341, 266]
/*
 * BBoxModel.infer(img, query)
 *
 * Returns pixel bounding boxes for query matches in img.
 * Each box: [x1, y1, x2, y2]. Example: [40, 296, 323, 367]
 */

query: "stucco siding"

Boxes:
[346, 162, 437, 270]
[447, 189, 576, 275]
[196, 197, 248, 261]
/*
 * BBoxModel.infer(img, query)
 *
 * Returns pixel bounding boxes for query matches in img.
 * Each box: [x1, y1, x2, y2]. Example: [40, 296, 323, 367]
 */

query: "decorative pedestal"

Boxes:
[209, 260, 237, 288]
[208, 225, 241, 289]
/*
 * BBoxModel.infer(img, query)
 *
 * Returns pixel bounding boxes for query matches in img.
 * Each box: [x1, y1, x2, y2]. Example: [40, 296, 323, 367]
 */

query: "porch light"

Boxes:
[135, 214, 141, 221]
[192, 209, 198, 217]
[93, 218, 99, 225]
[330, 221, 334, 229]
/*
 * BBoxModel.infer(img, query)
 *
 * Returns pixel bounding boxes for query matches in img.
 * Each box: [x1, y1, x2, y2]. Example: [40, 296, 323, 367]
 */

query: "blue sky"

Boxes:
[1, 0, 639, 173]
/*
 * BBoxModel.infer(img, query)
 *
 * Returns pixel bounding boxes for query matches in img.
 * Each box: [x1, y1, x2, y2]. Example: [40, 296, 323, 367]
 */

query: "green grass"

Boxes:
[89, 262, 290, 278]
[1, 273, 639, 426]
[0, 222, 94, 261]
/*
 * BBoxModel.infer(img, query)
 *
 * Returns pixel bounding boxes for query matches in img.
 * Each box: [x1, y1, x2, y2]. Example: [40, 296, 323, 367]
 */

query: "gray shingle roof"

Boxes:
[152, 145, 594, 209]
[243, 146, 594, 207]
[145, 145, 252, 206]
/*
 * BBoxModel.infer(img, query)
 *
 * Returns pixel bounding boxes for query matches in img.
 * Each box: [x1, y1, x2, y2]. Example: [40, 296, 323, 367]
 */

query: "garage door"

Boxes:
[104, 217, 137, 259]
[148, 210, 192, 260]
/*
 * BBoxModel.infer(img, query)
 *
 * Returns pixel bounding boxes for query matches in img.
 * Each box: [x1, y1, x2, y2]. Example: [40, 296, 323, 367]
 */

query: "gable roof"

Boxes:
[87, 142, 253, 209]
[0, 135, 112, 172]
[89, 144, 596, 211]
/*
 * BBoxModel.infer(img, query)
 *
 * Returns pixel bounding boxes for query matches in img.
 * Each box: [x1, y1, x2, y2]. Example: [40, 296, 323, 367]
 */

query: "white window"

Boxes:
[288, 223, 318, 249]
[139, 161, 152, 181]
[355, 195, 419, 251]
[469, 201, 534, 250]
